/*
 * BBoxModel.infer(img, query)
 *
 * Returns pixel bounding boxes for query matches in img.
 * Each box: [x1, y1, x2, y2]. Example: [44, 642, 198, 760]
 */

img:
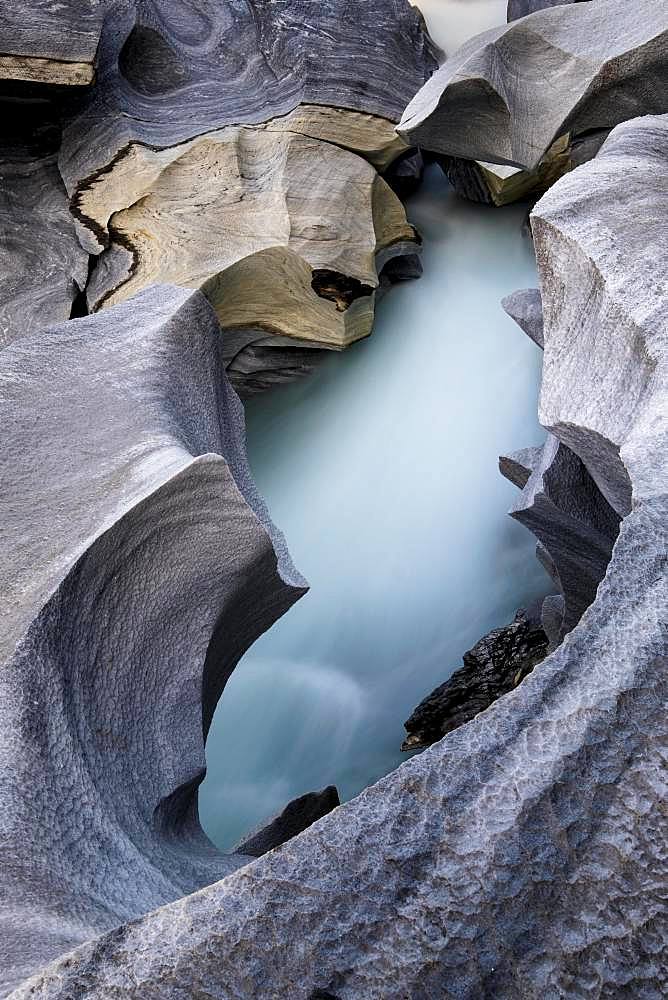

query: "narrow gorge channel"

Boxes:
[200, 165, 551, 850]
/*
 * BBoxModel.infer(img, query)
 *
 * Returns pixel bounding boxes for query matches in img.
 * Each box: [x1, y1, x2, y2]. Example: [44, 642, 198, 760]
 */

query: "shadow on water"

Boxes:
[199, 165, 551, 850]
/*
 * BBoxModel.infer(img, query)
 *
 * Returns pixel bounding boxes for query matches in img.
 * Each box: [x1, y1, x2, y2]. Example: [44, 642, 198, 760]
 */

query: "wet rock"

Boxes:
[401, 610, 549, 751]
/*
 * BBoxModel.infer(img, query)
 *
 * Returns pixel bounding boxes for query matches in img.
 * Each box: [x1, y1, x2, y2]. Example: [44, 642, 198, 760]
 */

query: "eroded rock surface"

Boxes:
[9, 115, 668, 999]
[503, 434, 621, 639]
[0, 92, 89, 344]
[400, 0, 668, 196]
[507, 0, 586, 21]
[54, 0, 438, 391]
[0, 285, 306, 994]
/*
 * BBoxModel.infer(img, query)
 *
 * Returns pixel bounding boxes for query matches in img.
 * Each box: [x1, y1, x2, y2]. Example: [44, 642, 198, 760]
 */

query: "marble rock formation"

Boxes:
[55, 0, 438, 392]
[503, 434, 621, 641]
[401, 609, 549, 751]
[0, 284, 307, 994]
[400, 0, 668, 203]
[507, 0, 586, 21]
[9, 115, 667, 999]
[0, 1, 104, 86]
[0, 92, 88, 346]
[502, 287, 544, 348]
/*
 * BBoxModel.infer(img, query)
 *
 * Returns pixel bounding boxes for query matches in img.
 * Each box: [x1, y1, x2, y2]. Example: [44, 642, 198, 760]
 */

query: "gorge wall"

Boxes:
[0, 0, 666, 997]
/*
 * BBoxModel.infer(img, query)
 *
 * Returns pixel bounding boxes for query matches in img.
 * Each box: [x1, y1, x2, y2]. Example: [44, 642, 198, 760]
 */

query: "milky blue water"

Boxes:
[199, 161, 550, 850]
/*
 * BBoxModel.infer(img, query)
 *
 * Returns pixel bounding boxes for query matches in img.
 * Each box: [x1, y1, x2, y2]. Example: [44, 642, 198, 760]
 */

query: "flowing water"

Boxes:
[199, 0, 550, 851]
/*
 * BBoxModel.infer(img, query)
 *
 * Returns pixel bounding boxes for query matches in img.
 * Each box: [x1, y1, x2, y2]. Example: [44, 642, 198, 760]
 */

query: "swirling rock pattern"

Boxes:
[0, 285, 306, 994]
[399, 0, 668, 172]
[56, 0, 437, 391]
[83, 124, 419, 370]
[9, 115, 668, 999]
[0, 93, 89, 345]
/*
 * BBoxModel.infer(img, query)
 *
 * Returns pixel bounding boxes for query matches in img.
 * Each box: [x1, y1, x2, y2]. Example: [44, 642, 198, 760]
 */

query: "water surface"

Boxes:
[200, 165, 549, 850]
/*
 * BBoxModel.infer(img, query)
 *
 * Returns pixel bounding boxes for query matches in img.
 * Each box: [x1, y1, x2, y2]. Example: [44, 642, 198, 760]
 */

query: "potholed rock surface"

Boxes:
[8, 114, 667, 999]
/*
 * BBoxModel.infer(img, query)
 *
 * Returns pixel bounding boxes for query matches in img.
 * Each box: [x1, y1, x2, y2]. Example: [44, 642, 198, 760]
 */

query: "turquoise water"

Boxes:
[199, 165, 549, 850]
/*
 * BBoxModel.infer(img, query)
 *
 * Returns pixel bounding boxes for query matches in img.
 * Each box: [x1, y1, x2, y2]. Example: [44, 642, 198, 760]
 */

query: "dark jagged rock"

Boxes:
[503, 434, 621, 639]
[508, 0, 586, 21]
[399, 0, 668, 172]
[502, 288, 544, 348]
[12, 114, 666, 1000]
[498, 444, 542, 489]
[401, 610, 549, 751]
[0, 284, 306, 994]
[384, 148, 425, 200]
[234, 787, 340, 858]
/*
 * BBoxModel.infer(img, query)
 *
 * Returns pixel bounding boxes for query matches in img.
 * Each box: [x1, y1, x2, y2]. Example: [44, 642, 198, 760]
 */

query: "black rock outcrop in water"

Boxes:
[402, 610, 549, 751]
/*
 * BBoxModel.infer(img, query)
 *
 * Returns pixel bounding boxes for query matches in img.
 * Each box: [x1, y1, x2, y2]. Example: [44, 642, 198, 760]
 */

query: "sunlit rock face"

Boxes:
[11, 116, 668, 1000]
[56, 0, 438, 393]
[0, 286, 306, 994]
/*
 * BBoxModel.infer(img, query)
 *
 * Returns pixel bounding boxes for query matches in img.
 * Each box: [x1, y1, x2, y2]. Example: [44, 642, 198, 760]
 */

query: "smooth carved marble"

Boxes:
[0, 285, 307, 995]
[58, 0, 438, 194]
[55, 0, 437, 390]
[84, 125, 419, 361]
[9, 116, 668, 999]
[399, 0, 668, 172]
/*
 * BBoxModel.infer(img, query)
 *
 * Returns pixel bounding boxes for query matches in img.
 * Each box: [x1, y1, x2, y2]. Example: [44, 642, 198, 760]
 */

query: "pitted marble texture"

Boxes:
[0, 285, 306, 995]
[399, 0, 668, 171]
[9, 116, 668, 999]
